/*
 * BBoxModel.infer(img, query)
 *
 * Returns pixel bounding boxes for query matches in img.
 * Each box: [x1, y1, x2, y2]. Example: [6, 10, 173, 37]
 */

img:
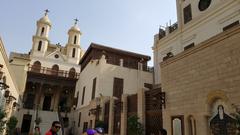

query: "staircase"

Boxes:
[38, 110, 62, 135]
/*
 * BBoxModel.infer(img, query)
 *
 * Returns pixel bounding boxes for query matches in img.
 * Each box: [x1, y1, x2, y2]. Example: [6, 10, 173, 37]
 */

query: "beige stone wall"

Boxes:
[160, 26, 240, 135]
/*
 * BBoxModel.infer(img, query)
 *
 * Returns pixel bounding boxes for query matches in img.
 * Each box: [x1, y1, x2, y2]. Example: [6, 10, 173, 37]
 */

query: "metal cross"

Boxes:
[74, 18, 79, 25]
[44, 9, 49, 16]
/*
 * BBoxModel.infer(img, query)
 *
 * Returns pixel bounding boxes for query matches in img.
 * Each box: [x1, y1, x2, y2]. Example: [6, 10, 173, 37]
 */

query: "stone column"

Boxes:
[108, 98, 114, 135]
[138, 88, 146, 134]
[54, 86, 62, 111]
[35, 83, 42, 105]
[121, 94, 128, 135]
[99, 97, 106, 121]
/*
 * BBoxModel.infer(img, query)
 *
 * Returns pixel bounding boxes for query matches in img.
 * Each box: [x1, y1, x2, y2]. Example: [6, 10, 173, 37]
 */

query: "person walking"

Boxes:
[45, 121, 61, 135]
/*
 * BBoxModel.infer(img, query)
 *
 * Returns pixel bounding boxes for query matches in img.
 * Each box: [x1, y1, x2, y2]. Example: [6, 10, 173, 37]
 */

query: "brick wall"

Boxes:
[160, 26, 240, 135]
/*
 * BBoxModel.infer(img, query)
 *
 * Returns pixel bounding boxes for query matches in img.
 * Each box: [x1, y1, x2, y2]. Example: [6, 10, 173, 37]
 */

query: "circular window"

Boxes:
[54, 54, 59, 59]
[198, 0, 211, 11]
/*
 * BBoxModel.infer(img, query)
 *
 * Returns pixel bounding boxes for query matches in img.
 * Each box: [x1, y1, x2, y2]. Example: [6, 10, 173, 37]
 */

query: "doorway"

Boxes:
[21, 114, 32, 134]
[43, 95, 52, 111]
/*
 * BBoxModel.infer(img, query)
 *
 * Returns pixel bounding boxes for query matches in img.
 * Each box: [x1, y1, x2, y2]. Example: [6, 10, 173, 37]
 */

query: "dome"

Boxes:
[70, 25, 80, 32]
[38, 15, 51, 26]
[68, 25, 82, 35]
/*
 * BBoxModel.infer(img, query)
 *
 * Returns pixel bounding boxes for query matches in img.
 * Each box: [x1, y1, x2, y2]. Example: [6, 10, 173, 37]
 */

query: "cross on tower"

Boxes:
[74, 18, 79, 25]
[44, 9, 49, 16]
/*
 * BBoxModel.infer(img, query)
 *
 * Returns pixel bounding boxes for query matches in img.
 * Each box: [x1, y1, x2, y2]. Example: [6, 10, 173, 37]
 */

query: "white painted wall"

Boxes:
[76, 55, 153, 109]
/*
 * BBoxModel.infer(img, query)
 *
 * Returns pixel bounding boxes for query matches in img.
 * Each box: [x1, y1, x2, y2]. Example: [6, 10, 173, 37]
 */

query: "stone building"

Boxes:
[71, 43, 154, 135]
[153, 0, 240, 135]
[9, 11, 84, 135]
[0, 37, 20, 134]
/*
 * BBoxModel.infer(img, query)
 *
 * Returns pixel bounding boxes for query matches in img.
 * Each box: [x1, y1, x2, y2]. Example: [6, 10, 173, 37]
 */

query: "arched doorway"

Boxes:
[32, 61, 41, 73]
[42, 94, 52, 111]
[52, 64, 59, 76]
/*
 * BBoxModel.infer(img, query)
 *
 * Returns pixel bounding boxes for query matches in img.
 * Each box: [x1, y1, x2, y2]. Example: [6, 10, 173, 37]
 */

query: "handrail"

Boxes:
[28, 65, 80, 79]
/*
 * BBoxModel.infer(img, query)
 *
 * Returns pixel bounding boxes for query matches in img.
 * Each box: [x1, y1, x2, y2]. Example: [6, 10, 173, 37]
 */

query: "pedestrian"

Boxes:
[34, 126, 41, 135]
[45, 121, 61, 135]
[160, 128, 167, 135]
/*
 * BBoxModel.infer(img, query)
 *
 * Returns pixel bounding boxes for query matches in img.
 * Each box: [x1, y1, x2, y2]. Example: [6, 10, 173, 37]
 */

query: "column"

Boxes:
[121, 94, 128, 135]
[54, 86, 62, 111]
[36, 83, 43, 105]
[108, 98, 114, 135]
[99, 97, 105, 121]
[138, 88, 146, 134]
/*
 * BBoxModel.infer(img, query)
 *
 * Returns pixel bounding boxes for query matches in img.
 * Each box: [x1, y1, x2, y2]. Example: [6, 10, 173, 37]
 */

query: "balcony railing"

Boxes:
[158, 22, 178, 40]
[169, 22, 178, 33]
[28, 65, 80, 79]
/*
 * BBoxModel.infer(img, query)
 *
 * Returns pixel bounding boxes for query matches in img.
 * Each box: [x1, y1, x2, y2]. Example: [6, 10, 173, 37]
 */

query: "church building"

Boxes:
[9, 11, 84, 135]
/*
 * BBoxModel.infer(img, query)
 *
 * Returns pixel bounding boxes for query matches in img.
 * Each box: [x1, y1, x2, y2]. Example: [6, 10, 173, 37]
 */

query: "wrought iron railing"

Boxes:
[28, 65, 80, 79]
[169, 22, 178, 33]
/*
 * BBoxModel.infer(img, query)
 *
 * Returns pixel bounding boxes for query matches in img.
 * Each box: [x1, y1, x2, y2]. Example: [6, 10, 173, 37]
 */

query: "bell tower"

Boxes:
[66, 19, 83, 64]
[31, 10, 51, 57]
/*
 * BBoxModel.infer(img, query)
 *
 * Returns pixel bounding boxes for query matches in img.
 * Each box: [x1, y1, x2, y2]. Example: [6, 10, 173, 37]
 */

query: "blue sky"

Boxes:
[0, 0, 177, 66]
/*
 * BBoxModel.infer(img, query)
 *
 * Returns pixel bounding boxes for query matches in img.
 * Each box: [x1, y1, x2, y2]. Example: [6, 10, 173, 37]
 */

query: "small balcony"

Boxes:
[28, 65, 80, 79]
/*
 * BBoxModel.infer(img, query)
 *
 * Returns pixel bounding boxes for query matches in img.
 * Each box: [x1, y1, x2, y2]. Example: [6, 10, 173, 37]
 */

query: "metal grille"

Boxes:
[145, 88, 163, 135]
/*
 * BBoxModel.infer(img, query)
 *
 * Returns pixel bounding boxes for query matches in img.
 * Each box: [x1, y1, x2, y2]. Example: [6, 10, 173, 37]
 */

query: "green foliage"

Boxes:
[0, 108, 6, 134]
[127, 115, 144, 135]
[6, 116, 18, 135]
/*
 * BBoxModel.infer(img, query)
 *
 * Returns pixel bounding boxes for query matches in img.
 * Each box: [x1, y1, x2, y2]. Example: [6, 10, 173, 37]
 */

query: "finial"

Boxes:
[44, 9, 50, 16]
[74, 18, 79, 25]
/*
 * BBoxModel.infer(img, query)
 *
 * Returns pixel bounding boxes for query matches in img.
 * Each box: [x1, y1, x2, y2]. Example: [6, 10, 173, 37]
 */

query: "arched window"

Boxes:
[69, 68, 76, 78]
[38, 41, 42, 51]
[188, 115, 196, 135]
[72, 48, 76, 58]
[74, 35, 77, 44]
[51, 64, 59, 75]
[41, 27, 45, 36]
[32, 61, 41, 73]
